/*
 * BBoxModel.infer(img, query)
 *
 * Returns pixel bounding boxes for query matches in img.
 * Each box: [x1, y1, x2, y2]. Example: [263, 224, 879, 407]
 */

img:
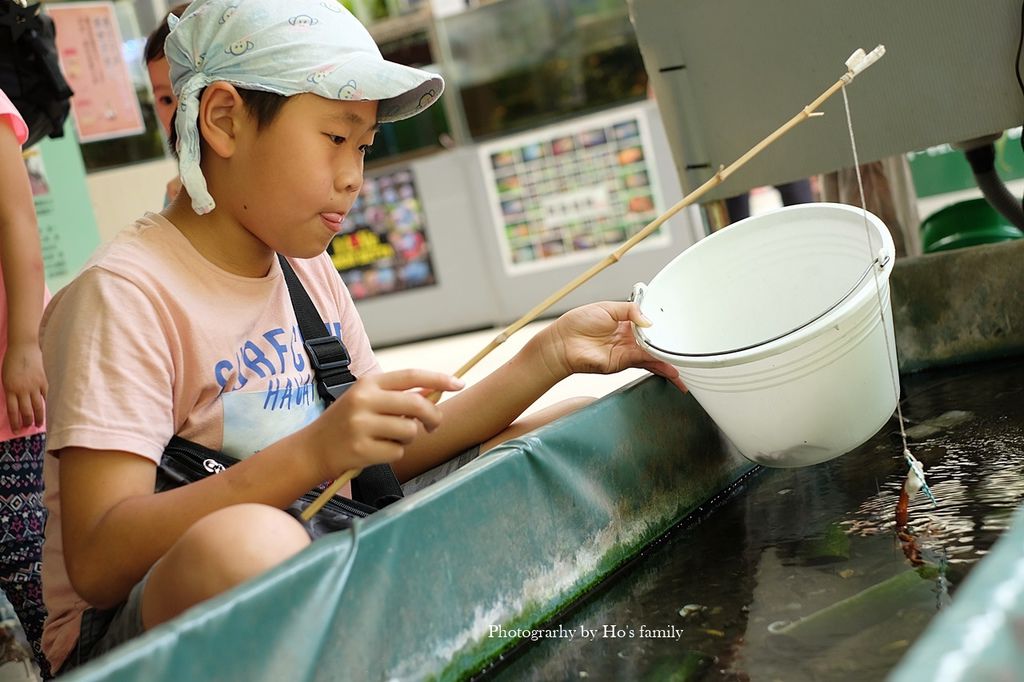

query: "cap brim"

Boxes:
[346, 54, 444, 123]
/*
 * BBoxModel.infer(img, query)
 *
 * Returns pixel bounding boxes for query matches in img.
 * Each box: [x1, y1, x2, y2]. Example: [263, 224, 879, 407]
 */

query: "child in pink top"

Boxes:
[0, 87, 51, 678]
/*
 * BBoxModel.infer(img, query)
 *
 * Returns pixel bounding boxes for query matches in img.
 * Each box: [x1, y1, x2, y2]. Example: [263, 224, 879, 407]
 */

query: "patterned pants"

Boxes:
[0, 433, 50, 679]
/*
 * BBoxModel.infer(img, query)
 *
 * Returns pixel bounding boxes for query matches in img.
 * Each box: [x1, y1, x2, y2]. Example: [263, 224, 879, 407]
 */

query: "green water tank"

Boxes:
[920, 198, 1023, 253]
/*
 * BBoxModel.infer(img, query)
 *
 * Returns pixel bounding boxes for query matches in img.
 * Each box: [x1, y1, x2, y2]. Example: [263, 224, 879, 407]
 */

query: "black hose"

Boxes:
[963, 143, 1024, 230]
[1016, 0, 1024, 207]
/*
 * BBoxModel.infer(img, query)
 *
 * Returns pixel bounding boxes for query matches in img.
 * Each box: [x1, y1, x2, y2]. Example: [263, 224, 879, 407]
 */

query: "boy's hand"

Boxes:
[543, 301, 686, 392]
[2, 341, 47, 431]
[306, 369, 464, 480]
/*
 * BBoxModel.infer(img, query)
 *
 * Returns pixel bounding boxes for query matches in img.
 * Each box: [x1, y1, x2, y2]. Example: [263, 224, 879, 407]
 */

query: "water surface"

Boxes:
[482, 358, 1024, 681]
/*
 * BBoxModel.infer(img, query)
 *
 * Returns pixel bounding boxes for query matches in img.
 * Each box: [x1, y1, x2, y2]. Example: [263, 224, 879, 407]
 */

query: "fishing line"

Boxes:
[840, 85, 936, 507]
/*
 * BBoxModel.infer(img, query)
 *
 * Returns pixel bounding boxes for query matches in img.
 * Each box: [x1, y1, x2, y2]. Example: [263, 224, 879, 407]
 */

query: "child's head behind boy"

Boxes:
[161, 0, 441, 272]
[144, 2, 190, 136]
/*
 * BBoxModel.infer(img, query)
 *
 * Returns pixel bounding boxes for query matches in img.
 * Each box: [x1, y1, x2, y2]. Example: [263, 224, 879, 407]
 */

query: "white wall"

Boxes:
[85, 157, 177, 242]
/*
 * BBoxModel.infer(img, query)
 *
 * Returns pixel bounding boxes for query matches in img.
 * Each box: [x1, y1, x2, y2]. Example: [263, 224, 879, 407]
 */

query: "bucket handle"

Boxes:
[631, 250, 891, 358]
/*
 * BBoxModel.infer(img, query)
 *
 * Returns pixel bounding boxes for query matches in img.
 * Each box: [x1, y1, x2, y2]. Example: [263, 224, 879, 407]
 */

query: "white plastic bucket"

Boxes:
[632, 203, 898, 467]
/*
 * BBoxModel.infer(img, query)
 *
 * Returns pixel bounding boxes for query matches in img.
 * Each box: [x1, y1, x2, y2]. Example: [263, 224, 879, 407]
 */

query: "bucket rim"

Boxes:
[632, 202, 896, 365]
[633, 252, 889, 358]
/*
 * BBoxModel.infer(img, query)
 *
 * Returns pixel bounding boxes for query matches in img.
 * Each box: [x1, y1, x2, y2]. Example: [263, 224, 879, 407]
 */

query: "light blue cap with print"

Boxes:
[164, 0, 444, 215]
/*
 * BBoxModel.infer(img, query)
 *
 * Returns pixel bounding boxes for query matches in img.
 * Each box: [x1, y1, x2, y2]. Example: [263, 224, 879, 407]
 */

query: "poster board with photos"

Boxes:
[479, 108, 670, 276]
[327, 167, 437, 301]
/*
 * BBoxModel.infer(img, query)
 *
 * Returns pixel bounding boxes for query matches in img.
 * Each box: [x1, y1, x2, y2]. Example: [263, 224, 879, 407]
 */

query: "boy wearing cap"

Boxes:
[39, 0, 684, 673]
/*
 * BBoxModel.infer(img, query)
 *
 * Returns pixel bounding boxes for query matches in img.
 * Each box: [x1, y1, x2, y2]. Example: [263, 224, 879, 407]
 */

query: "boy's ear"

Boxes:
[198, 82, 246, 159]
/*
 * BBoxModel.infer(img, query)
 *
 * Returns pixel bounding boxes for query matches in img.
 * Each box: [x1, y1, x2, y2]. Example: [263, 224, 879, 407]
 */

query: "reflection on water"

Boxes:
[481, 359, 1024, 681]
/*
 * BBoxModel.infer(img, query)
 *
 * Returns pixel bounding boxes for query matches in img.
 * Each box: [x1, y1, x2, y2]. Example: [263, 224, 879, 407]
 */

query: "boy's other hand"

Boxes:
[308, 369, 464, 479]
[543, 301, 686, 392]
[2, 341, 47, 431]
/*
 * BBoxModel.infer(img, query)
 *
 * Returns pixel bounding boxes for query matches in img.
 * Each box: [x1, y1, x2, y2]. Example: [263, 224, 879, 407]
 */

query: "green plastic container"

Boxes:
[920, 198, 1023, 253]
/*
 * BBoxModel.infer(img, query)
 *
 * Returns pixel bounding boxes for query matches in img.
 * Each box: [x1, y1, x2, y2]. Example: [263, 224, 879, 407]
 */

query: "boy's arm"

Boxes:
[60, 368, 461, 608]
[0, 122, 47, 430]
[391, 333, 557, 482]
[394, 302, 685, 481]
[59, 430, 322, 608]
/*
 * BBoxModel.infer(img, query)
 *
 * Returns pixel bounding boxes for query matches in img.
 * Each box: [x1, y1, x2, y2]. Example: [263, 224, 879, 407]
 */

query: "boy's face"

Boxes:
[147, 57, 177, 137]
[220, 93, 378, 259]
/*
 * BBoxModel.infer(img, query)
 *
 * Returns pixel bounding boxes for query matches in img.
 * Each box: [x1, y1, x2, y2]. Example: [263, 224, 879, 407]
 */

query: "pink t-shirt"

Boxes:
[39, 213, 379, 671]
[0, 90, 29, 146]
[0, 88, 49, 441]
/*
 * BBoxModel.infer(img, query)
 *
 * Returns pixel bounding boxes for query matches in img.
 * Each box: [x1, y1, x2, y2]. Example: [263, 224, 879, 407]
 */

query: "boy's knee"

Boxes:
[143, 504, 309, 628]
[182, 504, 309, 579]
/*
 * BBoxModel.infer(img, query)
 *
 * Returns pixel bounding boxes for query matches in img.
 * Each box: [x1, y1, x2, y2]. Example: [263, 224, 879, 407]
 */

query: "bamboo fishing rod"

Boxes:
[301, 45, 886, 523]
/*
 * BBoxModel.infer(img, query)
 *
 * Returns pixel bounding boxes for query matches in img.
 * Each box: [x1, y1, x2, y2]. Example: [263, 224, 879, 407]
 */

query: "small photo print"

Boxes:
[601, 225, 628, 244]
[506, 222, 530, 239]
[512, 244, 537, 263]
[577, 128, 608, 148]
[496, 175, 522, 194]
[501, 198, 525, 217]
[613, 120, 640, 140]
[552, 136, 576, 156]
[491, 150, 518, 168]
[521, 142, 546, 162]
[628, 194, 655, 213]
[540, 238, 567, 257]
[572, 232, 598, 250]
[624, 171, 650, 189]
[617, 146, 644, 166]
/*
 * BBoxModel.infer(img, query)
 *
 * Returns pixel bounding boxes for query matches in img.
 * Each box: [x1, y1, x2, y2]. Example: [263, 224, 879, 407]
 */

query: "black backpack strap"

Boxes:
[278, 255, 357, 403]
[277, 255, 403, 507]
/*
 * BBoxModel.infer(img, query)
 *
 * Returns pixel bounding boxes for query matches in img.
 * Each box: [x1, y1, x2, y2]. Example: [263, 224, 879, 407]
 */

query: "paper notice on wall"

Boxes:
[47, 2, 145, 143]
[27, 120, 102, 292]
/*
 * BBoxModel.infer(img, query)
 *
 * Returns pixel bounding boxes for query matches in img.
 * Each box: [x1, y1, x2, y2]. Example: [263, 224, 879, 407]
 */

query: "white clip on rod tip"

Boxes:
[845, 48, 866, 72]
[845, 45, 886, 81]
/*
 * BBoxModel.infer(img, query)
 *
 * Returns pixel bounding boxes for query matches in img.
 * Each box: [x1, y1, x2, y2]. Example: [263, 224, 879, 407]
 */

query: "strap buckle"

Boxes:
[303, 336, 351, 373]
[303, 336, 356, 402]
